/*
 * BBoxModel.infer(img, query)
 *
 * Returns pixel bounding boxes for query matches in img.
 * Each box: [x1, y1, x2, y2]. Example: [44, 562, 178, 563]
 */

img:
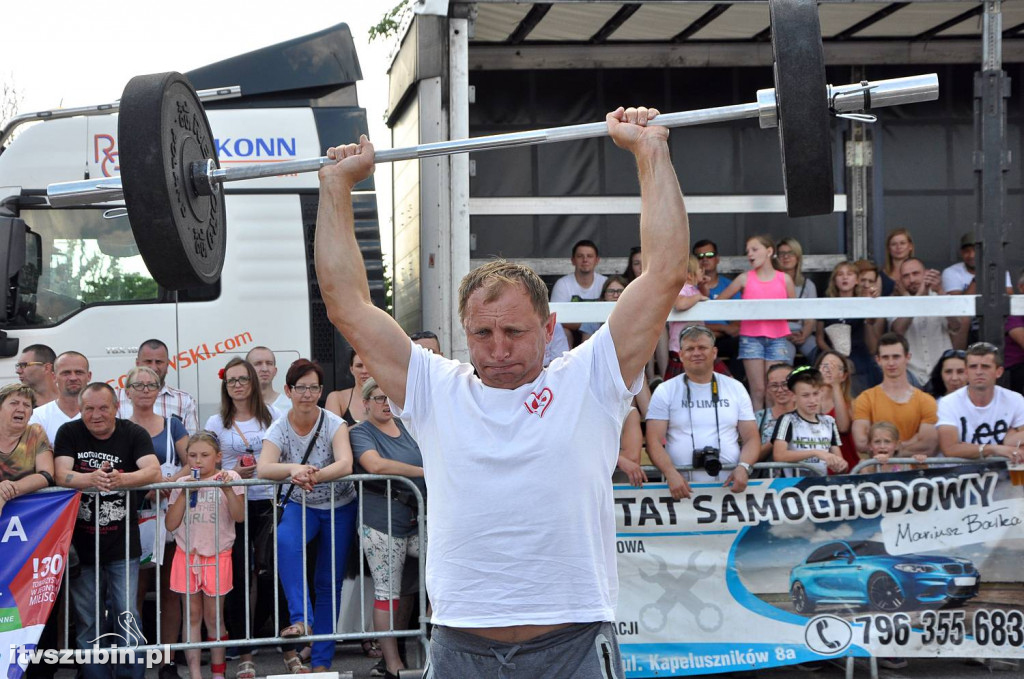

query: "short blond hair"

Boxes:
[457, 259, 550, 325]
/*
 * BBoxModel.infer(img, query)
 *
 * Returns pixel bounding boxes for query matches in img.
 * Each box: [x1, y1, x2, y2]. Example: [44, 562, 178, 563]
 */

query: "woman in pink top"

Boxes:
[719, 235, 795, 410]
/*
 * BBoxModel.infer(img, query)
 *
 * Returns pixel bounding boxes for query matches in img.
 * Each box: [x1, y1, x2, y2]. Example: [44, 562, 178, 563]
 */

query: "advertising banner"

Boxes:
[614, 466, 1024, 676]
[0, 490, 80, 679]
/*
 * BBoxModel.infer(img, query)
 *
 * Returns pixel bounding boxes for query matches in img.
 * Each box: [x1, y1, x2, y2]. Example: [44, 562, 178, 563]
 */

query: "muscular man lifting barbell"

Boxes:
[313, 106, 689, 677]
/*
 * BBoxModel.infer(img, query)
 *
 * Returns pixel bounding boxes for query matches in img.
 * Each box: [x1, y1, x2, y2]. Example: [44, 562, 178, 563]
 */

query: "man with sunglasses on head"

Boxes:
[646, 325, 760, 500]
[937, 342, 1024, 463]
[16, 343, 58, 406]
[116, 339, 198, 434]
[693, 240, 743, 382]
[410, 330, 443, 357]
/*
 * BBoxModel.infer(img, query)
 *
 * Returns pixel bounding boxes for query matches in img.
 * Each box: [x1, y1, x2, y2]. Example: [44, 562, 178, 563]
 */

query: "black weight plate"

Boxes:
[769, 0, 833, 218]
[119, 72, 225, 290]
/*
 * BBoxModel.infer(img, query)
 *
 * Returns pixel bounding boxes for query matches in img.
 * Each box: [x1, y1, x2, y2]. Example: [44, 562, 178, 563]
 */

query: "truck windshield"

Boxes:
[10, 207, 158, 327]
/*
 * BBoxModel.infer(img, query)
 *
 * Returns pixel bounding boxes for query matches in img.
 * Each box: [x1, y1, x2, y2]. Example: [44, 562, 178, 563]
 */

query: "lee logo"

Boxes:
[524, 388, 554, 418]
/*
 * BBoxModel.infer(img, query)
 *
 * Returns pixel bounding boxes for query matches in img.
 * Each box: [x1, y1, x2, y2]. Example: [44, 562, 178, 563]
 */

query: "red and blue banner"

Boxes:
[614, 465, 1024, 676]
[0, 489, 80, 679]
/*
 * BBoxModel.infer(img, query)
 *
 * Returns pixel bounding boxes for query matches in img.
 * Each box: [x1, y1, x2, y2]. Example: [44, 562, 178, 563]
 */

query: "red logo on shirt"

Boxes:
[524, 388, 553, 417]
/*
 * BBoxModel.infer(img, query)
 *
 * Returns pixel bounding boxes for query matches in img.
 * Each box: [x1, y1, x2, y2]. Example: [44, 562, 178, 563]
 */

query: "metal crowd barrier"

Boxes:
[34, 474, 427, 671]
[637, 460, 827, 480]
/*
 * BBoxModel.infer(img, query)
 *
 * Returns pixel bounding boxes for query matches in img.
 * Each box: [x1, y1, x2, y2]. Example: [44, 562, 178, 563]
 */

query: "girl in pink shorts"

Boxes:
[166, 432, 245, 679]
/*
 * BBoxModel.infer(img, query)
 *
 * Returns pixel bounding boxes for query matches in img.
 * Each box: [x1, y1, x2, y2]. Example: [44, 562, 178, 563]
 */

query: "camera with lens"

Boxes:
[693, 446, 722, 476]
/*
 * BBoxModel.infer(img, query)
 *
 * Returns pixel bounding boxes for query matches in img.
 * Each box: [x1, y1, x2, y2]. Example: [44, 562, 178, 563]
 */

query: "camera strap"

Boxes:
[684, 374, 723, 456]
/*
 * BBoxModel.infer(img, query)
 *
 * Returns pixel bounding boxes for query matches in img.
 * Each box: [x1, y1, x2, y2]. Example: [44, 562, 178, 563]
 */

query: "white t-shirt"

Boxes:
[550, 273, 608, 303]
[271, 393, 293, 416]
[936, 385, 1024, 446]
[391, 326, 640, 627]
[645, 373, 755, 483]
[29, 400, 80, 446]
[264, 409, 355, 509]
[204, 409, 281, 501]
[771, 411, 841, 476]
[941, 261, 1011, 293]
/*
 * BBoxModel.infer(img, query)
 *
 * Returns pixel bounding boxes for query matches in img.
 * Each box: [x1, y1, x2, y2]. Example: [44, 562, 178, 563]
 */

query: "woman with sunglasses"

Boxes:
[127, 365, 189, 673]
[349, 378, 427, 679]
[927, 349, 967, 400]
[205, 357, 280, 679]
[259, 359, 357, 674]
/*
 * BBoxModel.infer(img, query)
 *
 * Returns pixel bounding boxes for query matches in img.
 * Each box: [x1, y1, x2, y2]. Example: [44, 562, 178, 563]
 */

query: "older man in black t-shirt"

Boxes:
[55, 383, 161, 679]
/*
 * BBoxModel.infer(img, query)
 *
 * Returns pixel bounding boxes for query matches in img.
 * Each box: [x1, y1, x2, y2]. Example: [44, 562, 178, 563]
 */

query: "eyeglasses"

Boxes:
[767, 382, 790, 391]
[605, 288, 624, 297]
[695, 251, 717, 259]
[776, 250, 796, 258]
[128, 382, 160, 392]
[940, 349, 967, 360]
[225, 376, 251, 386]
[290, 384, 323, 395]
[368, 395, 388, 404]
[14, 362, 44, 370]
[967, 342, 999, 353]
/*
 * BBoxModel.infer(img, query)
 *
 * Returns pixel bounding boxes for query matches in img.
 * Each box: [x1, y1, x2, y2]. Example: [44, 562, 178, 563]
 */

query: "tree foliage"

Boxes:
[369, 0, 410, 42]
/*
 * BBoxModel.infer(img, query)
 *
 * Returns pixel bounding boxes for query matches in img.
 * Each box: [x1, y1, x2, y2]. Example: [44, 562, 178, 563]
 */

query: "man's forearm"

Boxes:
[315, 183, 372, 331]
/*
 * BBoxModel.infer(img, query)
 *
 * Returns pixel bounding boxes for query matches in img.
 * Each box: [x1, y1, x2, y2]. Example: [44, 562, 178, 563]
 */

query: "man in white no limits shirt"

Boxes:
[646, 325, 760, 498]
[314, 106, 697, 678]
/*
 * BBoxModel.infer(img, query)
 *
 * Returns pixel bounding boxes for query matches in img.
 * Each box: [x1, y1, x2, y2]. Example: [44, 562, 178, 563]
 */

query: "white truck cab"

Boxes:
[0, 23, 384, 423]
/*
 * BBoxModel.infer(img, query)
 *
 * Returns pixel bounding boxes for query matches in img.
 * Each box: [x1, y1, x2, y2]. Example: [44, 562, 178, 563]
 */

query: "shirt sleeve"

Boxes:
[171, 417, 189, 443]
[646, 384, 671, 421]
[853, 392, 871, 422]
[772, 414, 792, 443]
[735, 383, 755, 422]
[1009, 392, 1024, 429]
[941, 266, 965, 293]
[226, 469, 246, 496]
[587, 324, 643, 423]
[550, 276, 571, 303]
[936, 393, 958, 429]
[263, 418, 288, 456]
[830, 418, 842, 447]
[918, 392, 939, 425]
[53, 422, 77, 459]
[349, 424, 377, 459]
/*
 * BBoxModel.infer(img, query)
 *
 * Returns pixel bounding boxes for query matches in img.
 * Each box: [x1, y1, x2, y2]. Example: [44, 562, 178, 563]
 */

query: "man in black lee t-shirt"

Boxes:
[55, 383, 161, 679]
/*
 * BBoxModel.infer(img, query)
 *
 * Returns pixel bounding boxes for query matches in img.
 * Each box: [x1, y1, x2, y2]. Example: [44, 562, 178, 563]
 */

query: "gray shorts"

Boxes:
[424, 621, 622, 679]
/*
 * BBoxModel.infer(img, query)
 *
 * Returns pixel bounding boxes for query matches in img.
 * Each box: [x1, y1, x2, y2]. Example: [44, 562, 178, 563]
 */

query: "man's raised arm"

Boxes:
[606, 107, 690, 385]
[316, 136, 412, 407]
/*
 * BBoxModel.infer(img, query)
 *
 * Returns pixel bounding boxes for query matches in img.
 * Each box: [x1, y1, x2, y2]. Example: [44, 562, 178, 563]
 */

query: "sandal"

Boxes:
[280, 622, 312, 639]
[235, 660, 256, 679]
[299, 645, 312, 664]
[283, 651, 311, 674]
[361, 639, 383, 658]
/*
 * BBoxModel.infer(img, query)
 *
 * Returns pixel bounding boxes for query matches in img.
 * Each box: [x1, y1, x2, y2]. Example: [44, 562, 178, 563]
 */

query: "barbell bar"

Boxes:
[46, 73, 938, 210]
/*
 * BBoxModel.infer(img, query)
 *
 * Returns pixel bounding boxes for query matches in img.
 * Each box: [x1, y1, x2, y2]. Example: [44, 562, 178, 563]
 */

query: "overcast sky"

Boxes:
[2, 1, 397, 253]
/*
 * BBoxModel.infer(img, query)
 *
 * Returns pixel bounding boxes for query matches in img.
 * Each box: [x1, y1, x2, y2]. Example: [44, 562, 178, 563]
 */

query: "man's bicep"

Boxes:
[608, 274, 677, 383]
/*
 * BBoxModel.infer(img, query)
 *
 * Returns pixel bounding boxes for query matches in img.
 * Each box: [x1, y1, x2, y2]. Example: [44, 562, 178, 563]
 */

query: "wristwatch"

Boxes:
[979, 443, 987, 458]
[737, 462, 753, 474]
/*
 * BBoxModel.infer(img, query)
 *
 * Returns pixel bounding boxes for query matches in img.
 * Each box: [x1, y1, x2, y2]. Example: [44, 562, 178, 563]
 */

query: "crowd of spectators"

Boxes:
[4, 339, 433, 679]
[4, 227, 1024, 677]
[547, 232, 1024, 491]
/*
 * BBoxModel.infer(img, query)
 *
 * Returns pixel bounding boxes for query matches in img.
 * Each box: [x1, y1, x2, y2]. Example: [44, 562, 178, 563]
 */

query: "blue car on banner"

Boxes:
[789, 540, 980, 613]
